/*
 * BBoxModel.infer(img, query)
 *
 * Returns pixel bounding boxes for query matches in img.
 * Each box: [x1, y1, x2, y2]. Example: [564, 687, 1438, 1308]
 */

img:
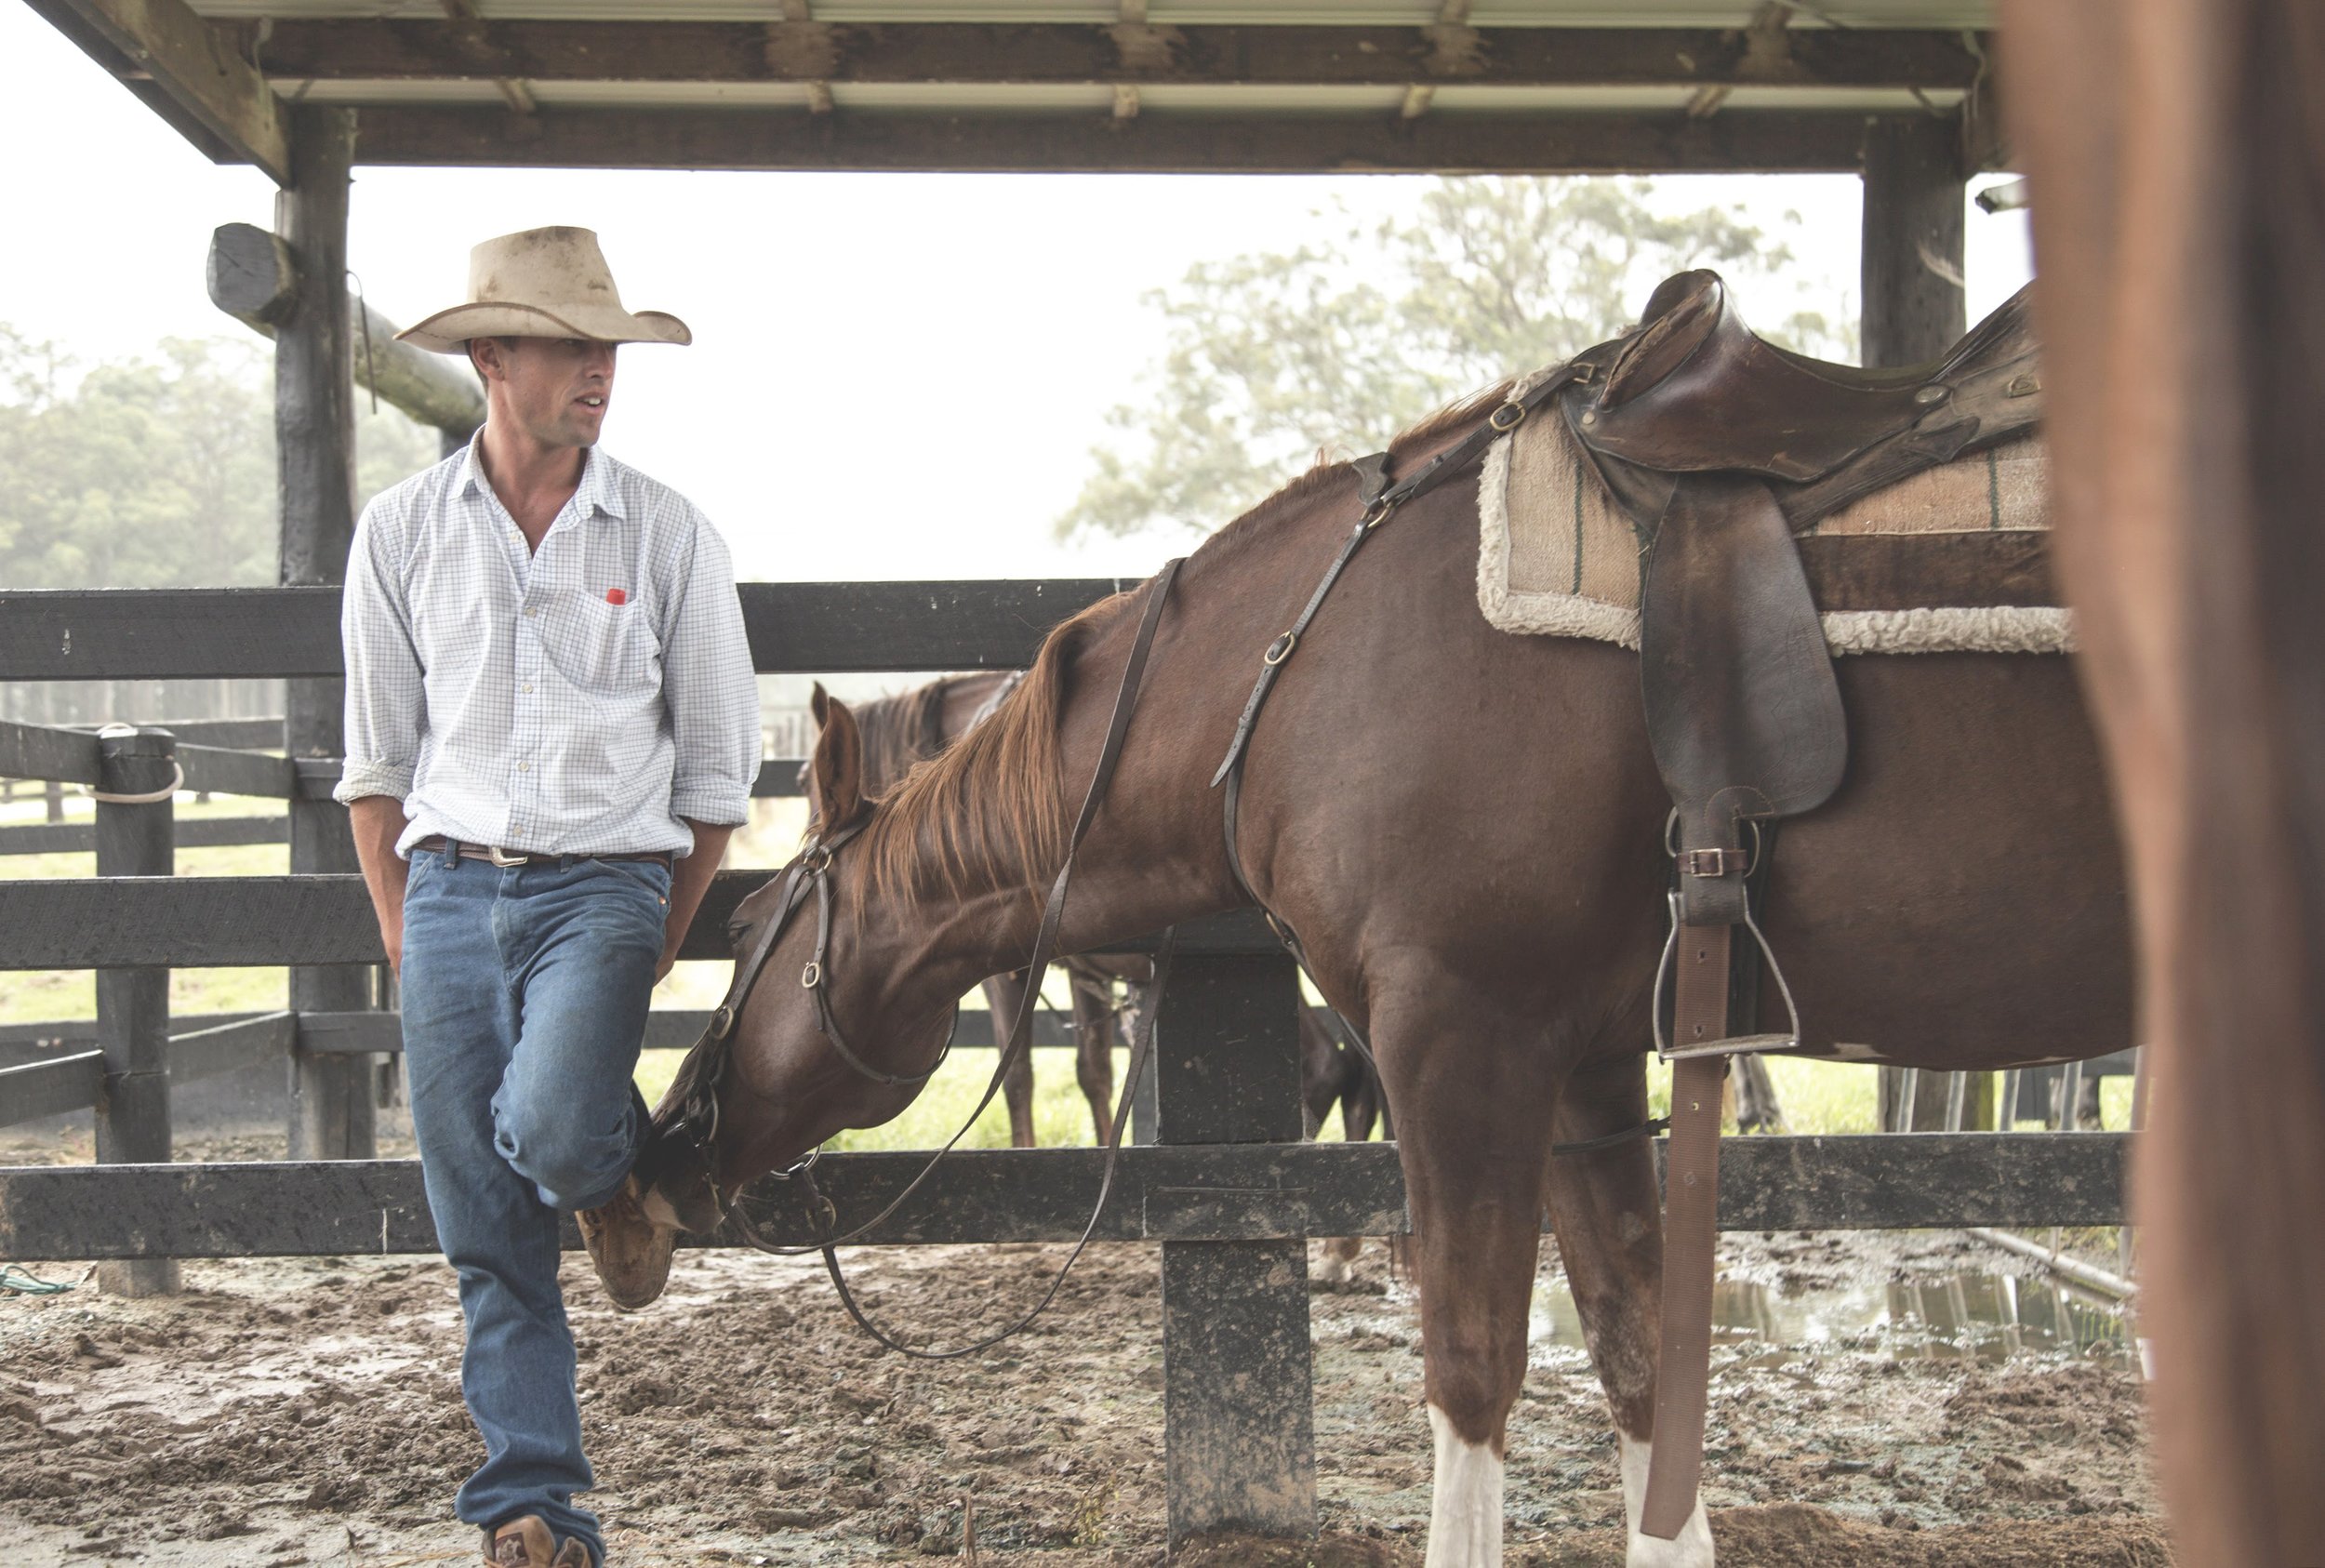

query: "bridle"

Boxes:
[659, 557, 1187, 1359]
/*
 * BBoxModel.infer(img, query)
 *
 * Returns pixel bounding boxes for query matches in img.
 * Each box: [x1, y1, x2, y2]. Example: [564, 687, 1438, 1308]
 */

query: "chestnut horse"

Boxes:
[610, 383, 2131, 1565]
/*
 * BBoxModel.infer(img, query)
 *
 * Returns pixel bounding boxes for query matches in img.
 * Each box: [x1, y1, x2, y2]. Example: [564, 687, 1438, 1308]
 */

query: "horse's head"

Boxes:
[656, 685, 969, 1217]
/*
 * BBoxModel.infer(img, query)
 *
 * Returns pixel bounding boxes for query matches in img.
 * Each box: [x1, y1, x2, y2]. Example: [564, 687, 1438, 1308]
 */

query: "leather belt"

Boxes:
[414, 835, 671, 869]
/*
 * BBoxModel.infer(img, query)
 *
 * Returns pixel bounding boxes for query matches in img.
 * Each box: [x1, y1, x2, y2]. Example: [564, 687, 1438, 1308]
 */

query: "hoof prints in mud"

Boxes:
[1, 1233, 2166, 1564]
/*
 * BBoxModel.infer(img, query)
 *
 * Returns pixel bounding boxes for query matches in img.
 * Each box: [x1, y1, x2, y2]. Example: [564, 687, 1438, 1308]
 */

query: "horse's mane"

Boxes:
[863, 605, 1109, 905]
[849, 679, 956, 796]
[859, 379, 1515, 905]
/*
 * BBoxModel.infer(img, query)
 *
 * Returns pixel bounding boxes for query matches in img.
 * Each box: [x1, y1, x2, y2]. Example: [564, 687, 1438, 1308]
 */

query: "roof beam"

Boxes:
[350, 106, 1880, 176]
[28, 0, 289, 183]
[246, 21, 1985, 93]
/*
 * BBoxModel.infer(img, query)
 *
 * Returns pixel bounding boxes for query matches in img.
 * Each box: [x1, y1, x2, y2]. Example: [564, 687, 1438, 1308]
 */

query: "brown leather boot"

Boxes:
[575, 1172, 678, 1310]
[483, 1515, 593, 1567]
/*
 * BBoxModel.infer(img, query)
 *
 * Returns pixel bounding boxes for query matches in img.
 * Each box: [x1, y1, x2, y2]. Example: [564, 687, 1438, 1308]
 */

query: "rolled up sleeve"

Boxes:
[661, 513, 761, 830]
[334, 504, 424, 805]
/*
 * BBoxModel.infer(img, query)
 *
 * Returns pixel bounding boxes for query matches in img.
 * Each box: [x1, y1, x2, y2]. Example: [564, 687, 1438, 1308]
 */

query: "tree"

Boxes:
[0, 326, 440, 590]
[1060, 178, 1856, 540]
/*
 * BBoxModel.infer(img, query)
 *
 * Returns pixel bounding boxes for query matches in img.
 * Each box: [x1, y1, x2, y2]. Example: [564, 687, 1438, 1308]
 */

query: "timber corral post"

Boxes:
[1860, 112, 1991, 1134]
[1155, 951, 1318, 1545]
[277, 105, 380, 1162]
[94, 726, 179, 1296]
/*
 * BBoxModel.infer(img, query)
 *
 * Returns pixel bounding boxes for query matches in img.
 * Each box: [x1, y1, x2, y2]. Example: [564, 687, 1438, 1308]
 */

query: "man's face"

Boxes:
[472, 337, 618, 448]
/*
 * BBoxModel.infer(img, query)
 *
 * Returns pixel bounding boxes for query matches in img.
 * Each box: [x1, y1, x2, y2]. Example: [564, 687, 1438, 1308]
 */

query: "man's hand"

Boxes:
[348, 796, 413, 972]
[660, 819, 736, 982]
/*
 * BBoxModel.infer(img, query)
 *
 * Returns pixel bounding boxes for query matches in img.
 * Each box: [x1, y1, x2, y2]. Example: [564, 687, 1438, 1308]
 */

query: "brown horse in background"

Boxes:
[2004, 2, 2325, 1561]
[842, 671, 1388, 1173]
[603, 361, 2131, 1564]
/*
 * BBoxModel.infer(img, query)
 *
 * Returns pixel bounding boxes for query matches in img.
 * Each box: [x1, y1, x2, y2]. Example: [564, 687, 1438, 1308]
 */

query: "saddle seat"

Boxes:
[1536, 268, 2046, 927]
[1570, 269, 2041, 517]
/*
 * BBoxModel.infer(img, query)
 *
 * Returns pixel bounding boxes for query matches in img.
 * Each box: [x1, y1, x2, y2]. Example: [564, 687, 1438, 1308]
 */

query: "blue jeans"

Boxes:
[400, 848, 671, 1562]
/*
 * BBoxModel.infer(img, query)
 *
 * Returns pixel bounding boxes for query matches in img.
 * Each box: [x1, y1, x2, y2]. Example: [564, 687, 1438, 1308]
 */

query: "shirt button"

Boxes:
[516, 762, 529, 773]
[525, 606, 538, 618]
[522, 684, 534, 694]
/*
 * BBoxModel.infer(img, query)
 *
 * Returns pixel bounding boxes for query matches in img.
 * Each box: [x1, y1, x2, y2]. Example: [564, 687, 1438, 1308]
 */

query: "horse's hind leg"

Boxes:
[1544, 1053, 1715, 1568]
[1070, 977, 1115, 1145]
[1376, 1012, 1559, 1568]
[981, 973, 1039, 1149]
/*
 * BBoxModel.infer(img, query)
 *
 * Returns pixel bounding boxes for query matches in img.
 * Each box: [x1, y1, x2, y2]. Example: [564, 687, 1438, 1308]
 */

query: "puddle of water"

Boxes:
[1529, 1269, 2129, 1366]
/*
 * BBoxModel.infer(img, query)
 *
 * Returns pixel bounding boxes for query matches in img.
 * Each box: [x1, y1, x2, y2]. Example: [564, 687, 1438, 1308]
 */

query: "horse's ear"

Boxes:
[809, 690, 866, 833]
[810, 681, 831, 728]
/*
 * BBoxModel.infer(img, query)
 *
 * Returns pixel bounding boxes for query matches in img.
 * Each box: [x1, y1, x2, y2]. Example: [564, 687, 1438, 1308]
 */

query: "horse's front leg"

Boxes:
[1376, 1004, 1560, 1568]
[1545, 1052, 1716, 1568]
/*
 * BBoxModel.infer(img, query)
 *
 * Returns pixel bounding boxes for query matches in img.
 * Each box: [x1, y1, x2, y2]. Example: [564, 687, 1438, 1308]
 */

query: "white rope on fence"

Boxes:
[86, 723, 184, 804]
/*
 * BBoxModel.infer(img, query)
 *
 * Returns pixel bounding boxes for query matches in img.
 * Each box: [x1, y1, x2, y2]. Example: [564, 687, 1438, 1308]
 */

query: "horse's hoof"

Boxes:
[576, 1174, 679, 1310]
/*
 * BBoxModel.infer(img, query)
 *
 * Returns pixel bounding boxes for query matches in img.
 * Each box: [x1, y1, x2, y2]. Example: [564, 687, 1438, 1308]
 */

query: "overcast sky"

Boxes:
[3, 3, 2031, 591]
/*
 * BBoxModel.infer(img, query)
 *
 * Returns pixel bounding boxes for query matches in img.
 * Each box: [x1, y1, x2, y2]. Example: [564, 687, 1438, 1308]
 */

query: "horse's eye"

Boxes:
[724, 923, 750, 945]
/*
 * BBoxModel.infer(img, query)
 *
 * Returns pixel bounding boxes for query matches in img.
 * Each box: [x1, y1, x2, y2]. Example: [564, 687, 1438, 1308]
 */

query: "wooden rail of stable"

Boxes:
[0, 581, 1129, 680]
[0, 1135, 2130, 1261]
[0, 873, 1272, 968]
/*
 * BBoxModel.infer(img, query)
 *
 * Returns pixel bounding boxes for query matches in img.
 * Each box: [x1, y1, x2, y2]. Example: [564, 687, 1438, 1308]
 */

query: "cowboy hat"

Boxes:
[397, 227, 691, 354]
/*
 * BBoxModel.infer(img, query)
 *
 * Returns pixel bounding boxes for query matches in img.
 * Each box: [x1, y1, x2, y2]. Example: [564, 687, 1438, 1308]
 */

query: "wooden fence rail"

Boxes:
[0, 874, 1272, 967]
[0, 581, 1129, 680]
[0, 1135, 2131, 1261]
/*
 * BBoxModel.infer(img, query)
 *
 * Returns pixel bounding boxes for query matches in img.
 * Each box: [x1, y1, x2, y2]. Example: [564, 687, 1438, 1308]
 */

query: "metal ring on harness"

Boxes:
[1488, 401, 1528, 432]
[708, 1003, 736, 1041]
[1360, 498, 1394, 531]
[801, 961, 822, 990]
[1262, 631, 1297, 667]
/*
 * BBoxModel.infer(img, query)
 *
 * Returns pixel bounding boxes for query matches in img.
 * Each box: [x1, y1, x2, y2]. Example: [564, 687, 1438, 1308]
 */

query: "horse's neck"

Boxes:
[869, 591, 1255, 995]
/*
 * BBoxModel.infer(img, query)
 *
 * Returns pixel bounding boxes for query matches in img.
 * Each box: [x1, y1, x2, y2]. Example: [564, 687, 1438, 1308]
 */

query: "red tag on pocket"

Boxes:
[604, 588, 628, 605]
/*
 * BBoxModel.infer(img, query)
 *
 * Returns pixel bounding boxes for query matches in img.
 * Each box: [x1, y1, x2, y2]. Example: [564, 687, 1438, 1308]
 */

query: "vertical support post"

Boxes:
[1864, 111, 1979, 1133]
[1861, 113, 1968, 371]
[1155, 952, 1316, 1546]
[278, 105, 378, 1162]
[95, 727, 179, 1296]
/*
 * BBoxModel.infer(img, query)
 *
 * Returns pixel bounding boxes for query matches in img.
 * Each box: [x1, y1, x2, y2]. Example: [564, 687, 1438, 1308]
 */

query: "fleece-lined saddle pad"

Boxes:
[1477, 374, 2067, 656]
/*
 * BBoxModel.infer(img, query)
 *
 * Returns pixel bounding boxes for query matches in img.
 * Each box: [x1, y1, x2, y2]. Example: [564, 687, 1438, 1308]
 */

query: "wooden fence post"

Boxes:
[94, 726, 179, 1296]
[277, 104, 379, 1162]
[1155, 951, 1317, 1546]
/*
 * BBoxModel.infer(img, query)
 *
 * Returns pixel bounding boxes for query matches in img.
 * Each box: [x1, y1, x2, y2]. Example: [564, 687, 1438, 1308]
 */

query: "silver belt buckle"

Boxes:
[486, 845, 529, 867]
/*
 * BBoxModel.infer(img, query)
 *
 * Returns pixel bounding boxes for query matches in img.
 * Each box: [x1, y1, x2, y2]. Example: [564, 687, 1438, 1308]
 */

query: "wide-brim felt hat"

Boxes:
[397, 226, 691, 354]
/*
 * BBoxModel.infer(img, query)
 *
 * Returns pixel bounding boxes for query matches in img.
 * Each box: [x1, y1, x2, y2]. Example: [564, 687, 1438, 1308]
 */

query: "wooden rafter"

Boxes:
[240, 20, 1986, 93]
[349, 105, 1882, 177]
[1686, 3, 1793, 119]
[28, 0, 289, 183]
[1400, 1, 1474, 122]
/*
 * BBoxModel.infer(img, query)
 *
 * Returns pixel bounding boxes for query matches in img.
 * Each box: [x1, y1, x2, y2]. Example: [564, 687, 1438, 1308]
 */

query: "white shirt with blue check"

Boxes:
[335, 442, 762, 859]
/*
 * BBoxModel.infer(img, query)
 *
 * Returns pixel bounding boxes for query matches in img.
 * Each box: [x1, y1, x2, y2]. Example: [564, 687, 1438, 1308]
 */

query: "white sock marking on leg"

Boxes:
[1425, 1403, 1503, 1568]
[1618, 1432, 1716, 1568]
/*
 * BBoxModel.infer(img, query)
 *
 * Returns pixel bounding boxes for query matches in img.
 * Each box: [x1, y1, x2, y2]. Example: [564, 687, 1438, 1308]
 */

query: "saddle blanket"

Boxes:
[1477, 370, 2067, 656]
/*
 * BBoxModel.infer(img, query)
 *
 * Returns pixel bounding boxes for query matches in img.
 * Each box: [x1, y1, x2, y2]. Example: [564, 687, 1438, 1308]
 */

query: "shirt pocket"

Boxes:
[547, 589, 661, 699]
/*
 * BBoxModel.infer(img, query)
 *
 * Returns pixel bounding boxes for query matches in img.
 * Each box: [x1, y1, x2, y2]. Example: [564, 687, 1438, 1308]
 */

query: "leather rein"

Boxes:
[666, 557, 1186, 1359]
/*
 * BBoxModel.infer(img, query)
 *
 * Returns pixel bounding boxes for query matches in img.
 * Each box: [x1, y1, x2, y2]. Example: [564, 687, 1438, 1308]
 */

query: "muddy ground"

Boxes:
[0, 1205, 2167, 1568]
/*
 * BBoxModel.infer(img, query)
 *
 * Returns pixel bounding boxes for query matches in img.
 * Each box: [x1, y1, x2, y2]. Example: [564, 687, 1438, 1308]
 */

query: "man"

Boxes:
[336, 227, 761, 1568]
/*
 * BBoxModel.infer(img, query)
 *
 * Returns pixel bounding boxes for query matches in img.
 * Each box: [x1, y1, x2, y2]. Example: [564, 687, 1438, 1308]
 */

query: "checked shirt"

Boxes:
[335, 441, 761, 859]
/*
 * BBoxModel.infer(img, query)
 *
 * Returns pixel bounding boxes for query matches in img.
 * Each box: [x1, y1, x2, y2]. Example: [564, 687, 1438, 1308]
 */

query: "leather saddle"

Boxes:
[1555, 270, 2043, 942]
